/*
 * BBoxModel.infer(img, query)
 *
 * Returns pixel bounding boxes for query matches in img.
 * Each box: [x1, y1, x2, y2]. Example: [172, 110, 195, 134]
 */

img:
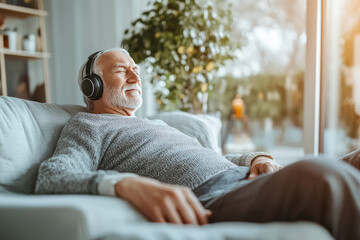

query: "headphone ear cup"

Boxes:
[81, 74, 103, 100]
[91, 74, 103, 100]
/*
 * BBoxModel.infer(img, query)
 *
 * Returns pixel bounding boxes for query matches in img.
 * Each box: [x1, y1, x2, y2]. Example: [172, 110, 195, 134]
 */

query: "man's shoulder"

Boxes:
[66, 112, 101, 127]
[61, 112, 111, 138]
[68, 111, 93, 121]
[66, 112, 142, 127]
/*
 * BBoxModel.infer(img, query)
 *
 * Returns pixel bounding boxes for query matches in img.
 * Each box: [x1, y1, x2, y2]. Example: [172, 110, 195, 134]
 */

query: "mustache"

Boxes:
[123, 84, 142, 92]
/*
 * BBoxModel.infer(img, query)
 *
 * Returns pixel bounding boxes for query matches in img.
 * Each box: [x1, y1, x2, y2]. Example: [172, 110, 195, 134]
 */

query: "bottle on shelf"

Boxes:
[36, 28, 42, 52]
[3, 27, 18, 51]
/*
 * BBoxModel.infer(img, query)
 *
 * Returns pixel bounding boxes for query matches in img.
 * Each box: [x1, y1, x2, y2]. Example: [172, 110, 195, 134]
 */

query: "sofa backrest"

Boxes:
[0, 97, 85, 194]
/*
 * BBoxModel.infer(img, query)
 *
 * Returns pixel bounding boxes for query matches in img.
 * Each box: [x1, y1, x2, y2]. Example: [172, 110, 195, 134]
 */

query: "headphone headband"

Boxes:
[85, 50, 103, 77]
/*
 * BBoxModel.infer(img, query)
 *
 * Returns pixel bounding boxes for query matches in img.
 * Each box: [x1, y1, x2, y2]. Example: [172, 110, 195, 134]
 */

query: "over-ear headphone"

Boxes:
[81, 50, 104, 100]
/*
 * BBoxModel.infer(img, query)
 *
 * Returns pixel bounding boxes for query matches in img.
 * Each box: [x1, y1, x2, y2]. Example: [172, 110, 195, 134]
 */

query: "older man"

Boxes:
[36, 48, 360, 240]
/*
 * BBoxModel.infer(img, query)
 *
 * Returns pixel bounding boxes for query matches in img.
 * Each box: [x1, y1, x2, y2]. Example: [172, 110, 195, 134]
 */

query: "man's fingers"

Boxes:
[248, 168, 258, 179]
[248, 170, 258, 179]
[182, 188, 210, 225]
[248, 173, 258, 180]
[152, 206, 167, 223]
[260, 164, 275, 174]
[173, 190, 198, 225]
[120, 177, 215, 226]
[177, 202, 198, 224]
[275, 165, 284, 171]
[248, 165, 259, 179]
[248, 162, 283, 180]
[163, 197, 183, 224]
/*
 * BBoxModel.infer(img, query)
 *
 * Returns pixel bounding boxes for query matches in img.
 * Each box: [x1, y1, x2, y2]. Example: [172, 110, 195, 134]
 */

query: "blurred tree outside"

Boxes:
[122, 0, 239, 113]
[210, 71, 304, 146]
[208, 0, 306, 146]
[211, 74, 287, 123]
[203, 0, 307, 153]
[224, 0, 306, 75]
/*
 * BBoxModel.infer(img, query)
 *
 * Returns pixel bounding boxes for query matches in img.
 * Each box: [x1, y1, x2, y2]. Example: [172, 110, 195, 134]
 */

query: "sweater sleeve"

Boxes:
[35, 116, 137, 195]
[224, 152, 274, 168]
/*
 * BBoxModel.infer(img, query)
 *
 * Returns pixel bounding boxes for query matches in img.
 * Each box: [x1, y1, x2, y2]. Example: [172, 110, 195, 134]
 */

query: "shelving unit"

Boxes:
[2, 48, 50, 58]
[0, 0, 50, 102]
[0, 2, 47, 17]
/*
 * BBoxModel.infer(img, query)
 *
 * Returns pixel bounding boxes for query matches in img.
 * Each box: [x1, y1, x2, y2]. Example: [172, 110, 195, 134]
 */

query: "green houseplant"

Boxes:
[122, 0, 238, 113]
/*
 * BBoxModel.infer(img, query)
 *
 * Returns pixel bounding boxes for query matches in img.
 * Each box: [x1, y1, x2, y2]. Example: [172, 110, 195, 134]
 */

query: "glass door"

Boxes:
[214, 0, 307, 165]
[321, 0, 360, 156]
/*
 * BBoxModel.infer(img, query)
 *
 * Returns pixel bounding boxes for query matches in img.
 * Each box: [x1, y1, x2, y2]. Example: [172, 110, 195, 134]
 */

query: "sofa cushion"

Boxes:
[0, 97, 85, 194]
[147, 111, 222, 154]
[101, 222, 333, 240]
[0, 193, 334, 240]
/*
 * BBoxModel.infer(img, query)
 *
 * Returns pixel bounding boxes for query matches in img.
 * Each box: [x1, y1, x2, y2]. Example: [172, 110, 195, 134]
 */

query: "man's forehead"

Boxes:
[99, 51, 137, 68]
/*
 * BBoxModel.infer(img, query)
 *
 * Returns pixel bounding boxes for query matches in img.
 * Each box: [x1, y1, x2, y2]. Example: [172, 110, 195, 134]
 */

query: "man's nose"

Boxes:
[127, 70, 141, 84]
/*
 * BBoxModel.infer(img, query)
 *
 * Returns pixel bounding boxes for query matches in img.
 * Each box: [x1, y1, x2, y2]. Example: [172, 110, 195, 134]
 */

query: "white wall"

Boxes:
[43, 0, 156, 117]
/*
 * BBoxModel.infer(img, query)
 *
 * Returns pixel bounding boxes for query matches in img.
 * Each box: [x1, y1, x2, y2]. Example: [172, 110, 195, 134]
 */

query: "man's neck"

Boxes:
[92, 104, 136, 116]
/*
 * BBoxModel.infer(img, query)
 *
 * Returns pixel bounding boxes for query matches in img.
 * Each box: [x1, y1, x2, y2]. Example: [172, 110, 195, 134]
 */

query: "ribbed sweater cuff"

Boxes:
[98, 173, 139, 196]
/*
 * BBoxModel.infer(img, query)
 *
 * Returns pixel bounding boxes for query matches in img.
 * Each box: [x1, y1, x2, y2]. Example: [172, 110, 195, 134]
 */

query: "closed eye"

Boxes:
[132, 68, 140, 75]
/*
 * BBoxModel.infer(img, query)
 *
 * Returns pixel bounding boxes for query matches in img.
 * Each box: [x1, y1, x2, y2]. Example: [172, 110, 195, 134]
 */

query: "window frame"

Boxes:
[303, 0, 323, 155]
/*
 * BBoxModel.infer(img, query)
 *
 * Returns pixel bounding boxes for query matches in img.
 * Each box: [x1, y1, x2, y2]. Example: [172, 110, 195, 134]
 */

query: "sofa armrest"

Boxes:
[0, 206, 87, 240]
[0, 193, 147, 240]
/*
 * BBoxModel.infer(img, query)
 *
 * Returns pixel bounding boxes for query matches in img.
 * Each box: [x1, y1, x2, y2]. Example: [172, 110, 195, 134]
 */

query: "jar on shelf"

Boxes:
[23, 34, 36, 52]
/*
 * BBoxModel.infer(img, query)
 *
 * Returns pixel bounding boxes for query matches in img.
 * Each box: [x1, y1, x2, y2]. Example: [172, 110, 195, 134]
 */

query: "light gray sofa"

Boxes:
[0, 96, 334, 240]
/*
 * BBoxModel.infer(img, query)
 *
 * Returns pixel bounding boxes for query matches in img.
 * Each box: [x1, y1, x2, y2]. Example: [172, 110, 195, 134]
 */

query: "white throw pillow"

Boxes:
[147, 111, 222, 154]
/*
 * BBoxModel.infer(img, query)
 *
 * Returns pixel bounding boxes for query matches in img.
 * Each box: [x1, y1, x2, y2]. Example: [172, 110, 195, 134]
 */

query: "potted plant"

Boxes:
[122, 0, 239, 113]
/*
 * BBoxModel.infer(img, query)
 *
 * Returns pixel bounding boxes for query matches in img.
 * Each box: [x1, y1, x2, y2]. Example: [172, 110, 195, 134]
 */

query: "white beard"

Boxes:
[104, 84, 143, 110]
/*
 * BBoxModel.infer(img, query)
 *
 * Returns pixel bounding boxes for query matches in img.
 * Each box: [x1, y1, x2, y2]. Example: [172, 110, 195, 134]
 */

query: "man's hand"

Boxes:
[114, 176, 211, 225]
[248, 156, 283, 180]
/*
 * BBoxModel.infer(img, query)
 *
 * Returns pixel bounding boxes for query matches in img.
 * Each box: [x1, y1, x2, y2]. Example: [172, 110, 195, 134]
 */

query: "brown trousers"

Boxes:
[193, 157, 360, 240]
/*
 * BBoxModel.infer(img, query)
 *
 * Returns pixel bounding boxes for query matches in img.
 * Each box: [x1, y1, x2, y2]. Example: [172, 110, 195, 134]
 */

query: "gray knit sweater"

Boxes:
[35, 112, 271, 195]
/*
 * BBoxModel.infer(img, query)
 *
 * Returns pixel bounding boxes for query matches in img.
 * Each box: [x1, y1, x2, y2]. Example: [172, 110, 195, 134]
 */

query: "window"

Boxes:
[321, 0, 360, 156]
[216, 0, 307, 164]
